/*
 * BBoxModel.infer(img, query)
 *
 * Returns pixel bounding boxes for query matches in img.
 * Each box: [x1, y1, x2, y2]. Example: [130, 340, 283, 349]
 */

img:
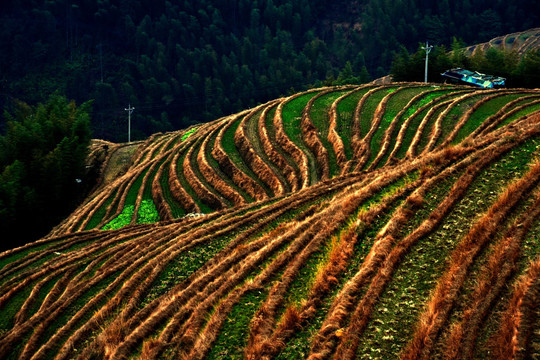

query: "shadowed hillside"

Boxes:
[0, 83, 539, 359]
[466, 27, 540, 57]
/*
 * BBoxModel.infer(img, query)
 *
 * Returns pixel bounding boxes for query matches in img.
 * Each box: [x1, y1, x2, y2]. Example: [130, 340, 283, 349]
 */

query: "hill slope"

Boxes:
[1, 83, 540, 359]
[466, 27, 540, 57]
[50, 83, 540, 234]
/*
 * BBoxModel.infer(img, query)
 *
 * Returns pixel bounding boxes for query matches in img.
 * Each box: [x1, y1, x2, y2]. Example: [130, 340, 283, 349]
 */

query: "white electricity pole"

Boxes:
[422, 41, 433, 83]
[124, 104, 135, 143]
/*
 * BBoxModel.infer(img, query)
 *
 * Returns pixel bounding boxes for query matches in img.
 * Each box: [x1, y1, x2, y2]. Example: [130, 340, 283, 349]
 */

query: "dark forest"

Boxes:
[1, 0, 539, 141]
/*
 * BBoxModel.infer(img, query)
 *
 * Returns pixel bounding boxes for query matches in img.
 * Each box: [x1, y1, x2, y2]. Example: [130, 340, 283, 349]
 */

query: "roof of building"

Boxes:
[441, 68, 506, 88]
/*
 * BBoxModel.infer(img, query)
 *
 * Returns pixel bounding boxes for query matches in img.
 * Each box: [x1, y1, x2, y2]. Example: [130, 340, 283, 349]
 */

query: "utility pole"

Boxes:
[124, 104, 134, 143]
[422, 41, 433, 83]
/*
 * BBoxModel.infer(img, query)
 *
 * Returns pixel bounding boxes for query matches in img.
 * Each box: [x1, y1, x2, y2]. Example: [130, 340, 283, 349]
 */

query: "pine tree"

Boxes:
[0, 95, 92, 249]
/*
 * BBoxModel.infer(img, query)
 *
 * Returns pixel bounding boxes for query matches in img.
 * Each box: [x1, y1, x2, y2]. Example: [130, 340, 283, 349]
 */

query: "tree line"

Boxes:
[0, 95, 92, 249]
[391, 39, 540, 87]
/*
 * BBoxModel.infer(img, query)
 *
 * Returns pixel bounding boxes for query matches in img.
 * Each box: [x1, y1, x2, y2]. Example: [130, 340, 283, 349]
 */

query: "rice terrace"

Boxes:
[1, 81, 540, 360]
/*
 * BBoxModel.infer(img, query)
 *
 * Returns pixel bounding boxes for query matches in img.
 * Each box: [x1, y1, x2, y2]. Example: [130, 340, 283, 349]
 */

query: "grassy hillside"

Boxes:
[0, 83, 540, 359]
[466, 27, 540, 57]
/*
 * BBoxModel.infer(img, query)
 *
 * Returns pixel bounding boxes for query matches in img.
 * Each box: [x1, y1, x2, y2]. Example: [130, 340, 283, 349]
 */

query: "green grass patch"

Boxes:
[102, 205, 134, 230]
[365, 87, 431, 168]
[393, 90, 463, 159]
[452, 93, 525, 144]
[206, 288, 268, 360]
[133, 159, 165, 225]
[281, 92, 320, 141]
[264, 106, 303, 185]
[84, 190, 117, 230]
[150, 137, 170, 159]
[0, 242, 56, 273]
[245, 108, 292, 193]
[496, 101, 540, 129]
[309, 90, 351, 177]
[137, 232, 240, 309]
[159, 162, 186, 218]
[358, 87, 398, 138]
[415, 106, 446, 154]
[125, 168, 150, 207]
[205, 129, 253, 203]
[102, 199, 159, 229]
[190, 137, 234, 208]
[165, 134, 181, 151]
[0, 282, 34, 332]
[24, 273, 63, 322]
[434, 93, 487, 148]
[176, 147, 213, 214]
[136, 200, 160, 224]
[336, 88, 373, 160]
[281, 92, 321, 184]
[222, 118, 273, 197]
[181, 127, 198, 142]
[36, 269, 123, 360]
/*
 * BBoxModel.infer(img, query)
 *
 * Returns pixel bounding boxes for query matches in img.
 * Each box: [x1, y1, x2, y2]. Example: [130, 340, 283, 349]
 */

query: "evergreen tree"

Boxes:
[0, 95, 92, 250]
[517, 49, 540, 88]
[1, 0, 539, 141]
[337, 61, 357, 85]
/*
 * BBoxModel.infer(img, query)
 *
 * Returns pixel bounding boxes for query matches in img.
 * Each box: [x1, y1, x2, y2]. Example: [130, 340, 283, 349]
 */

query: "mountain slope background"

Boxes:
[1, 0, 540, 141]
[0, 83, 539, 359]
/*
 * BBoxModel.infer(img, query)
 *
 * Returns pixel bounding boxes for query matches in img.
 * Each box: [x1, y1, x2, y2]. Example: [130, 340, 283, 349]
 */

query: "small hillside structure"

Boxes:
[441, 68, 506, 88]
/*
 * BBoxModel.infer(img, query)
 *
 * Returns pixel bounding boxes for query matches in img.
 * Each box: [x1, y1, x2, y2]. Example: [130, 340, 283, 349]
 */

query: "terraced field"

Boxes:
[466, 27, 540, 57]
[1, 82, 540, 360]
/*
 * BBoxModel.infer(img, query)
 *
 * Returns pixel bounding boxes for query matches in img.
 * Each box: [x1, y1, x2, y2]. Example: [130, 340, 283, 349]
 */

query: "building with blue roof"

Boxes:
[441, 68, 506, 88]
